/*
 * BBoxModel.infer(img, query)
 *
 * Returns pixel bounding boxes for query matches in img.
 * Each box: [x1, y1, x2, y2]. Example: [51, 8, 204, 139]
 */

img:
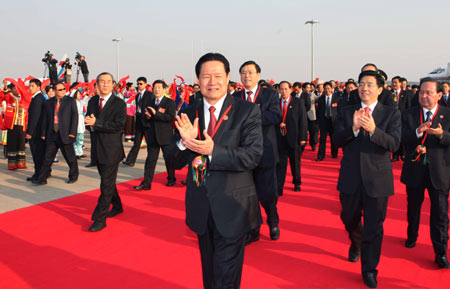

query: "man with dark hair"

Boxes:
[301, 82, 319, 151]
[85, 72, 127, 232]
[235, 60, 282, 243]
[227, 81, 236, 94]
[33, 82, 79, 185]
[349, 64, 396, 107]
[316, 82, 339, 161]
[122, 77, 155, 167]
[168, 52, 263, 288]
[134, 80, 176, 190]
[401, 78, 450, 269]
[26, 79, 46, 181]
[440, 82, 449, 107]
[391, 76, 415, 161]
[78, 56, 89, 82]
[276, 81, 307, 194]
[334, 70, 401, 288]
[339, 81, 357, 111]
[189, 83, 203, 107]
[400, 77, 408, 91]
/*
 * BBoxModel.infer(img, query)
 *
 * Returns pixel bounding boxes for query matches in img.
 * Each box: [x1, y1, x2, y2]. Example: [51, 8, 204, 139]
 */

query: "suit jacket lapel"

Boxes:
[213, 94, 233, 142]
[371, 102, 383, 124]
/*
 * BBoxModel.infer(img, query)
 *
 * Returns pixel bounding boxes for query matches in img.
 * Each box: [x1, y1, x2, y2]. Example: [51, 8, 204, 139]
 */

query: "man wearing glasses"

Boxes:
[122, 77, 155, 167]
[32, 81, 79, 185]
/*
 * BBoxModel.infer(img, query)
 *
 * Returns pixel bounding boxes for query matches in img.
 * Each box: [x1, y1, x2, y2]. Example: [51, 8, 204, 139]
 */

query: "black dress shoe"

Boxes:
[405, 238, 416, 248]
[348, 245, 361, 262]
[134, 184, 151, 191]
[88, 221, 106, 232]
[362, 272, 378, 288]
[245, 230, 260, 246]
[181, 180, 187, 185]
[166, 180, 176, 187]
[315, 157, 324, 162]
[67, 178, 78, 184]
[435, 255, 450, 269]
[122, 161, 134, 167]
[107, 208, 123, 218]
[294, 185, 301, 192]
[32, 179, 47, 185]
[85, 163, 97, 168]
[26, 177, 35, 182]
[270, 227, 280, 240]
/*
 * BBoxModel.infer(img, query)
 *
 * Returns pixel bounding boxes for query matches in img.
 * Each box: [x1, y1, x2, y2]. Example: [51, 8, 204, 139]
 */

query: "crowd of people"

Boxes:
[0, 53, 449, 289]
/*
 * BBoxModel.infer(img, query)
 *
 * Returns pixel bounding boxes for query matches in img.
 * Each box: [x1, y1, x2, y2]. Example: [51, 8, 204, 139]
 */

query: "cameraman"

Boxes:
[42, 53, 58, 85]
[77, 55, 89, 82]
[61, 58, 72, 84]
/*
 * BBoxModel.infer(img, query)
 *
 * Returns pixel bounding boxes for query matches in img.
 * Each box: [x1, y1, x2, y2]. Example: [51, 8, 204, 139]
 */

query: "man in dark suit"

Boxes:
[338, 81, 357, 115]
[122, 77, 154, 167]
[333, 70, 401, 288]
[391, 76, 415, 162]
[235, 60, 282, 243]
[440, 82, 449, 107]
[26, 79, 46, 181]
[316, 82, 339, 161]
[401, 78, 450, 269]
[85, 72, 127, 232]
[167, 53, 263, 289]
[32, 82, 79, 185]
[134, 80, 176, 190]
[276, 81, 307, 194]
[85, 84, 99, 168]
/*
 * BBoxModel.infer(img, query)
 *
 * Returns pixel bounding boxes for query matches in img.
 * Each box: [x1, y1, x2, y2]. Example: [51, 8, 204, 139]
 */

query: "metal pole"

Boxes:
[112, 37, 121, 81]
[305, 20, 319, 81]
[311, 24, 314, 81]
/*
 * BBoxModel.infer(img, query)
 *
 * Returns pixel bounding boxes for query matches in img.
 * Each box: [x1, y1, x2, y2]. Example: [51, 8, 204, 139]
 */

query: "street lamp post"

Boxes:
[305, 20, 319, 81]
[112, 37, 121, 81]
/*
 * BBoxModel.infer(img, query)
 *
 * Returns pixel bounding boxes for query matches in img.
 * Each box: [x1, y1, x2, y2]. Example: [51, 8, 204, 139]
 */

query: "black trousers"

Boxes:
[91, 162, 123, 223]
[318, 118, 337, 158]
[29, 135, 46, 178]
[406, 172, 449, 256]
[142, 142, 175, 187]
[88, 130, 97, 165]
[7, 125, 26, 169]
[307, 119, 319, 147]
[125, 121, 146, 165]
[276, 138, 301, 195]
[49, 70, 58, 85]
[82, 73, 89, 83]
[198, 210, 246, 289]
[254, 166, 279, 228]
[38, 134, 79, 181]
[340, 186, 388, 275]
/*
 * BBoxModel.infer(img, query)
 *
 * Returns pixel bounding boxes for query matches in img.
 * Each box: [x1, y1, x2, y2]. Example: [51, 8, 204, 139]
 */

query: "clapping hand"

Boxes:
[175, 113, 199, 142]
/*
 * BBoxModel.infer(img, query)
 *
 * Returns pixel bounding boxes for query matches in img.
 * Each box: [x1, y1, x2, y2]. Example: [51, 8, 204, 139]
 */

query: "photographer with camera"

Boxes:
[75, 53, 89, 82]
[42, 52, 58, 85]
[61, 58, 72, 84]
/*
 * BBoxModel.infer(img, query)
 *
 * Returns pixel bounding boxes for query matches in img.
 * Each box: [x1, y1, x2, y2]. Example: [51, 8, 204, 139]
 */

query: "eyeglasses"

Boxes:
[57, 88, 66, 91]
[240, 71, 257, 76]
[137, 83, 145, 86]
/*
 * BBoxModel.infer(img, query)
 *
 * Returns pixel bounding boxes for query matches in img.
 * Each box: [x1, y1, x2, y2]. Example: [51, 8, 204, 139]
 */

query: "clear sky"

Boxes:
[1, 0, 449, 84]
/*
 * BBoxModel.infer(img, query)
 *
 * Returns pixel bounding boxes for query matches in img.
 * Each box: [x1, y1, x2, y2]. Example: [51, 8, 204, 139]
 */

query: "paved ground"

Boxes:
[0, 134, 170, 214]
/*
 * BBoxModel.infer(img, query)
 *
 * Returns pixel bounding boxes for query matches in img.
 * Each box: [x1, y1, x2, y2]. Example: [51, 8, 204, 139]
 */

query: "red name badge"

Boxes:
[158, 107, 166, 113]
[332, 103, 338, 107]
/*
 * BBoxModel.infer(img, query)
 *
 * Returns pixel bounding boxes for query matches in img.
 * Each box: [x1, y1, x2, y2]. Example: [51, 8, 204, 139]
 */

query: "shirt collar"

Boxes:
[204, 94, 227, 115]
[361, 100, 378, 113]
[423, 104, 438, 117]
[32, 91, 40, 98]
[100, 93, 112, 103]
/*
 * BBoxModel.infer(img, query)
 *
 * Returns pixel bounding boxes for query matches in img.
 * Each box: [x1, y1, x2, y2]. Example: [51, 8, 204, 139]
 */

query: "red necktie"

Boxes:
[246, 91, 253, 102]
[207, 106, 216, 137]
[99, 98, 104, 112]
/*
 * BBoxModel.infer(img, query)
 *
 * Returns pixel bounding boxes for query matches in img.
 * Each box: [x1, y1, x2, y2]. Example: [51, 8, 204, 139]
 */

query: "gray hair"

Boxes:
[96, 72, 115, 83]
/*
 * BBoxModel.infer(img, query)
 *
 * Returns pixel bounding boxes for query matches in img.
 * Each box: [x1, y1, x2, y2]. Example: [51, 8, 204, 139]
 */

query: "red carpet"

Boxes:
[1, 146, 449, 289]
